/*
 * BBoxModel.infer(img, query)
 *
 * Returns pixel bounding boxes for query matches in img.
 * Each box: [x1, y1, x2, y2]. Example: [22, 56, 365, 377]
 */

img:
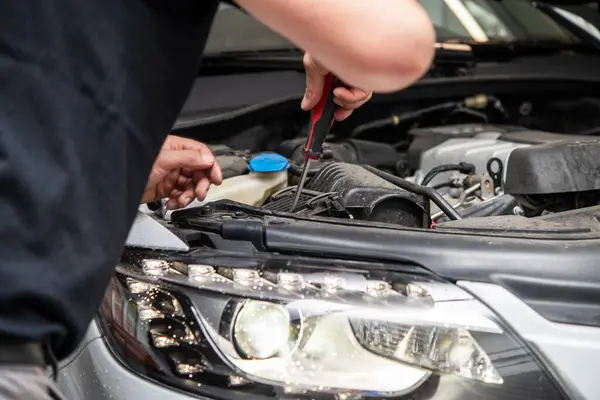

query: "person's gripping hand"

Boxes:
[141, 135, 223, 209]
[300, 52, 373, 121]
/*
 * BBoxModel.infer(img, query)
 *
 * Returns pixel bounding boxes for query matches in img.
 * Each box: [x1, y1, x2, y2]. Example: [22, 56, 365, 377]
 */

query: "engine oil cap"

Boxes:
[248, 153, 290, 173]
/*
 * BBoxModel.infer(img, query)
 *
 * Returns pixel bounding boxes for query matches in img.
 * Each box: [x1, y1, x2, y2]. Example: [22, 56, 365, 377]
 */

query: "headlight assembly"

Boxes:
[98, 251, 565, 399]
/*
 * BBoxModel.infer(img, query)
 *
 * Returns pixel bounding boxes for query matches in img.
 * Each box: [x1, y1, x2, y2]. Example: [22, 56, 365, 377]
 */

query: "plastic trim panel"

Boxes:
[263, 217, 600, 327]
[458, 281, 600, 400]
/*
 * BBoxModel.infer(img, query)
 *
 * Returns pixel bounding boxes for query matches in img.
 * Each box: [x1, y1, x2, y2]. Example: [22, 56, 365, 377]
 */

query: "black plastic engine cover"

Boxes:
[301, 162, 429, 227]
[504, 139, 600, 195]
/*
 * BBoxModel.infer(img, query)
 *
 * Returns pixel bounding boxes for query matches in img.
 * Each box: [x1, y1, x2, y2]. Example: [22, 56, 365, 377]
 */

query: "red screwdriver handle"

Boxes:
[303, 73, 338, 160]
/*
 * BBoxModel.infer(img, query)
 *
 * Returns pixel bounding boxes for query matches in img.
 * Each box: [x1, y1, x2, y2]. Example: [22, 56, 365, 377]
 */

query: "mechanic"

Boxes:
[0, 1, 434, 398]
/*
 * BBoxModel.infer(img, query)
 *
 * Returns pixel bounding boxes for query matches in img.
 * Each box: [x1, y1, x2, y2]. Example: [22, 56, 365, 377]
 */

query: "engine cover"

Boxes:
[263, 162, 429, 228]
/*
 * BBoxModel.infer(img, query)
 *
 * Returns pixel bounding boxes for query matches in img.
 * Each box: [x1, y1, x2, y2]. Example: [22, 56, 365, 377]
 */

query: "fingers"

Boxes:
[301, 53, 328, 111]
[332, 86, 373, 121]
[154, 149, 214, 209]
[192, 170, 211, 201]
[206, 163, 223, 185]
[164, 137, 216, 166]
[165, 173, 195, 210]
[181, 164, 222, 187]
[334, 87, 373, 105]
[164, 168, 215, 209]
[164, 135, 211, 154]
[176, 173, 191, 188]
[334, 108, 354, 121]
[147, 140, 223, 208]
[163, 137, 222, 185]
[175, 165, 219, 206]
[301, 53, 373, 120]
[156, 149, 215, 172]
[167, 184, 196, 210]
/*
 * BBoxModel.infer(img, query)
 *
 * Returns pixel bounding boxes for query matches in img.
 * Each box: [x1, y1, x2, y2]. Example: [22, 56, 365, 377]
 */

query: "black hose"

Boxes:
[362, 165, 463, 220]
[432, 181, 452, 190]
[350, 102, 459, 138]
[450, 107, 488, 123]
[421, 162, 475, 186]
[351, 116, 399, 138]
[350, 95, 507, 139]
[437, 194, 518, 223]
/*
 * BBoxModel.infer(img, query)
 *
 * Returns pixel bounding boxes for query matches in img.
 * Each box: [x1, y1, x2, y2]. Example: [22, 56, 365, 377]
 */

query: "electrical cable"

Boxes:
[351, 102, 459, 138]
[350, 95, 507, 139]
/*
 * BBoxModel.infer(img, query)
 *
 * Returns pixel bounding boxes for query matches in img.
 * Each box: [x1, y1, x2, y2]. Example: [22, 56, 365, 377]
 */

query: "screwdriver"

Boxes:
[290, 73, 338, 212]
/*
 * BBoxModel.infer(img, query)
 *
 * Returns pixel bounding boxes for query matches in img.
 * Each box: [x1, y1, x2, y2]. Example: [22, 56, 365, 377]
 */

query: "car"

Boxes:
[57, 1, 600, 400]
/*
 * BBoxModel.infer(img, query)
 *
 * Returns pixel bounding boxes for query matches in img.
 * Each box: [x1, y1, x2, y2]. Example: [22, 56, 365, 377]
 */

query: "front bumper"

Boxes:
[57, 322, 212, 400]
[57, 282, 599, 400]
[459, 281, 600, 400]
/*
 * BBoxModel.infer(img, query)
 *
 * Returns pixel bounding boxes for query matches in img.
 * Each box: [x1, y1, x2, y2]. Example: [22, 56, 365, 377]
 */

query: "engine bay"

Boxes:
[139, 91, 600, 243]
[150, 130, 600, 231]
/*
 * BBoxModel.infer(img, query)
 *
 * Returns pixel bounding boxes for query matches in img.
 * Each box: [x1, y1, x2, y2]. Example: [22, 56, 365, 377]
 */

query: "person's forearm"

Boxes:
[235, 0, 435, 92]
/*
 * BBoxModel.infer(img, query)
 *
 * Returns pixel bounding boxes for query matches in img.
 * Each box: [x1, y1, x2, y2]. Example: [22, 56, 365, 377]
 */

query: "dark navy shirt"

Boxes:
[0, 0, 219, 359]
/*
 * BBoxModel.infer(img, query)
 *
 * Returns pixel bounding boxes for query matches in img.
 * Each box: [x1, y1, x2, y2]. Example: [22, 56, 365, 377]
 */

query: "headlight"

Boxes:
[98, 251, 565, 399]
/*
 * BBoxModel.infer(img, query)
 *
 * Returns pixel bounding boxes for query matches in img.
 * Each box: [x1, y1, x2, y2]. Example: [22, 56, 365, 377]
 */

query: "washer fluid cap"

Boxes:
[248, 153, 290, 173]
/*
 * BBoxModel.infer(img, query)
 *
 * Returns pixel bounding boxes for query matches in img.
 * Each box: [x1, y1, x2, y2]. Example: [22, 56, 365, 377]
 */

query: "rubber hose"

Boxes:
[362, 165, 462, 220]
[432, 181, 452, 190]
[351, 116, 397, 138]
[421, 162, 475, 186]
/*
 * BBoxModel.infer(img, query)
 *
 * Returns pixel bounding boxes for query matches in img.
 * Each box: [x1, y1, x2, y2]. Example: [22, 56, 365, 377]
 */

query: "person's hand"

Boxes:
[141, 135, 223, 209]
[300, 52, 373, 121]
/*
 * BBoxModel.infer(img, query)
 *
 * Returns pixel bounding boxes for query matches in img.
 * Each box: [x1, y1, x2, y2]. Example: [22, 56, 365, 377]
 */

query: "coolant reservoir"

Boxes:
[162, 152, 289, 220]
[205, 152, 289, 206]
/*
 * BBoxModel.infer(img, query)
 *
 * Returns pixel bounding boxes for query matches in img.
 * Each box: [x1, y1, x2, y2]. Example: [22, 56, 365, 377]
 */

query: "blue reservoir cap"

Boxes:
[248, 153, 290, 173]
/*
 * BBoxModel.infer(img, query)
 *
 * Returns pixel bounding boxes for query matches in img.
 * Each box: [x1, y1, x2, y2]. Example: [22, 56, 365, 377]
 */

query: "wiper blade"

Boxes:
[438, 38, 598, 58]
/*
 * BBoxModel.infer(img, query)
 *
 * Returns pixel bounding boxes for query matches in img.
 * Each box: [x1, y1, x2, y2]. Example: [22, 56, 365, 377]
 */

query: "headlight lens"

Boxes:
[232, 300, 291, 359]
[98, 251, 565, 399]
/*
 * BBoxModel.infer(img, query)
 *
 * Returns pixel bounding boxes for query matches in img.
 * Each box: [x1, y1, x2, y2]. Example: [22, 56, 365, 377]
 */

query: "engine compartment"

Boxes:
[143, 89, 600, 237]
[151, 129, 600, 233]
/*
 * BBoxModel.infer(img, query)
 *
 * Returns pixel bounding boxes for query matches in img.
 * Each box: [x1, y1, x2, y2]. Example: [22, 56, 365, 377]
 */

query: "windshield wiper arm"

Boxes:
[534, 2, 600, 52]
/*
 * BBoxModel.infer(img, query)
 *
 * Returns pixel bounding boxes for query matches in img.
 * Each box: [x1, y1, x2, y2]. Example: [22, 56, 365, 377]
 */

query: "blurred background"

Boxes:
[203, 0, 600, 55]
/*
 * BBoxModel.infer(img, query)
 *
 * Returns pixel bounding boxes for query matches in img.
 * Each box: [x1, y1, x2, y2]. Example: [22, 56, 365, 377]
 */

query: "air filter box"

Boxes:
[264, 162, 429, 228]
[504, 139, 600, 195]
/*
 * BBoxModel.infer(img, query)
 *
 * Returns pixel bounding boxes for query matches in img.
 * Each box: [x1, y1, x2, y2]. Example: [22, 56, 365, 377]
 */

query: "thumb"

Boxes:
[155, 149, 214, 173]
[301, 53, 328, 111]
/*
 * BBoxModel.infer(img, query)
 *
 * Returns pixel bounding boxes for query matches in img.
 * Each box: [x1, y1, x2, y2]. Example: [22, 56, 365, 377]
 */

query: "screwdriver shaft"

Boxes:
[290, 159, 311, 212]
